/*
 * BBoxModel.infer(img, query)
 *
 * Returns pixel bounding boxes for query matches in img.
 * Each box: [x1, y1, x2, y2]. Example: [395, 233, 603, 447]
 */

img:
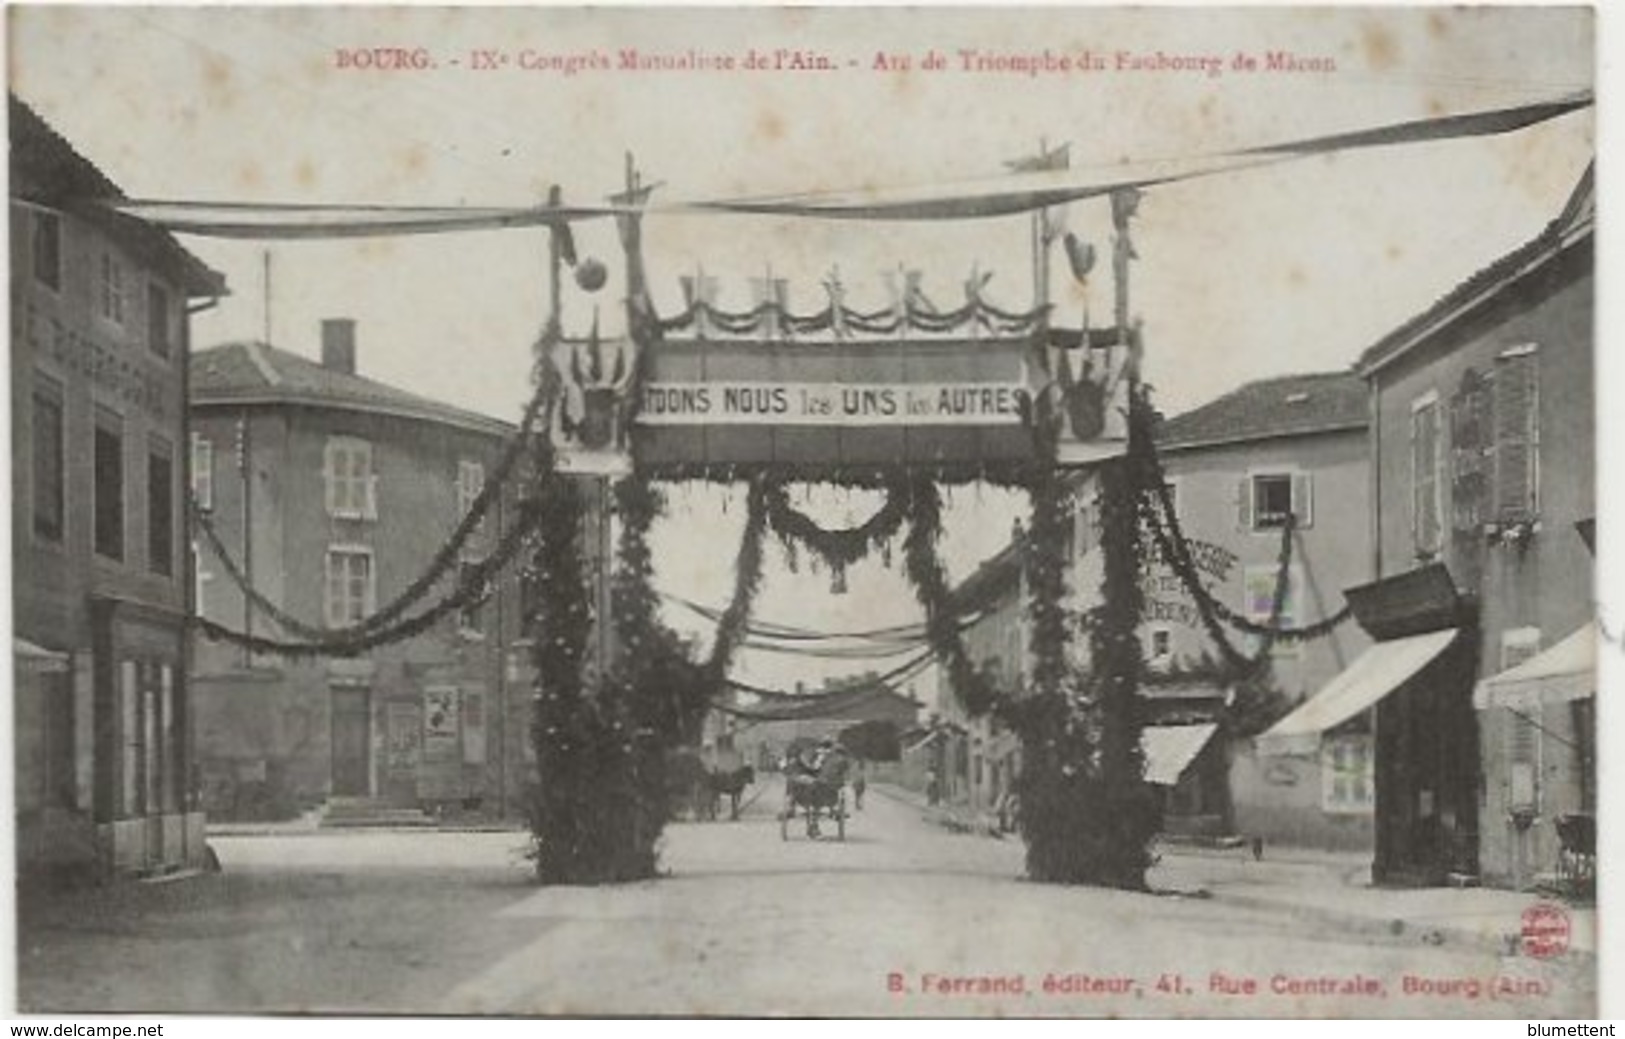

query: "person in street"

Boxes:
[853, 767, 867, 811]
[926, 766, 941, 807]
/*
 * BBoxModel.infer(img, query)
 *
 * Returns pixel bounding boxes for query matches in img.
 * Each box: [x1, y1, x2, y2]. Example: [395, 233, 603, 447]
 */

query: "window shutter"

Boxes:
[1408, 410, 1420, 549]
[1494, 351, 1537, 522]
[361, 444, 378, 520]
[1292, 473, 1314, 529]
[1236, 477, 1252, 531]
[323, 442, 338, 515]
[323, 551, 337, 627]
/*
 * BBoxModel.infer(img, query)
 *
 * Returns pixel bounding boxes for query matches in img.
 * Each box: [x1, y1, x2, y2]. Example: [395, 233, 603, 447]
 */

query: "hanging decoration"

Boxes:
[704, 475, 772, 684]
[655, 293, 1048, 340]
[192, 373, 551, 649]
[901, 475, 999, 716]
[195, 495, 544, 659]
[762, 477, 910, 574]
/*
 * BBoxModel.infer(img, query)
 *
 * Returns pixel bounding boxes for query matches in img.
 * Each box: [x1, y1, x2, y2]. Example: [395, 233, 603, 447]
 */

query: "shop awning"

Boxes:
[1257, 628, 1458, 756]
[1474, 622, 1595, 710]
[1141, 723, 1218, 786]
[13, 638, 69, 674]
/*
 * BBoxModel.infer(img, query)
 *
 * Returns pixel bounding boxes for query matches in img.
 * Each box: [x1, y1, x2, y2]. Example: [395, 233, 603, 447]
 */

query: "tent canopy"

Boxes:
[1474, 622, 1595, 710]
[1257, 629, 1458, 756]
[1141, 723, 1218, 786]
[13, 638, 69, 674]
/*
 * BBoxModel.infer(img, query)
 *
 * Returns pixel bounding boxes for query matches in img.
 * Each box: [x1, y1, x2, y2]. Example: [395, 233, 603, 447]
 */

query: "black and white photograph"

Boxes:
[3, 3, 1605, 1019]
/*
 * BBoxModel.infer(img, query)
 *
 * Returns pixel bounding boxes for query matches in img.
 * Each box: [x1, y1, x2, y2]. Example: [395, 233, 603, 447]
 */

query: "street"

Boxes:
[17, 779, 1594, 1017]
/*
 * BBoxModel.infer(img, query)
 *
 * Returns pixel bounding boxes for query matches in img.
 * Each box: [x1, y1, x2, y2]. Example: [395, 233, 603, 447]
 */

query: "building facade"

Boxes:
[10, 96, 227, 881]
[1150, 373, 1375, 849]
[189, 323, 529, 822]
[935, 539, 1025, 821]
[1349, 166, 1594, 889]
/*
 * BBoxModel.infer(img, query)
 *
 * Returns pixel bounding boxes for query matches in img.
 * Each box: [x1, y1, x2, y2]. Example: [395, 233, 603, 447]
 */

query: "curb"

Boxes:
[208, 824, 526, 838]
[1208, 889, 1598, 964]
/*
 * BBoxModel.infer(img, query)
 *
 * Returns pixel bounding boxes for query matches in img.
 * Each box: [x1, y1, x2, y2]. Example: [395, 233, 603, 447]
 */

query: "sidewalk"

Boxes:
[872, 780, 1007, 837]
[875, 782, 1598, 961]
[1153, 843, 1597, 960]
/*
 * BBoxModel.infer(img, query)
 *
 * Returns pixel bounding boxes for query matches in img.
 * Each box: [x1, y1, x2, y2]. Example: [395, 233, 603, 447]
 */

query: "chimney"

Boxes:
[321, 319, 357, 375]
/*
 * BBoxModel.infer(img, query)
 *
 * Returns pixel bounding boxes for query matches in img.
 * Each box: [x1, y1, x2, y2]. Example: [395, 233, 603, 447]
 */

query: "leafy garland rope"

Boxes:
[705, 477, 772, 682]
[901, 475, 999, 716]
[191, 374, 551, 646]
[1131, 395, 1351, 655]
[195, 496, 544, 658]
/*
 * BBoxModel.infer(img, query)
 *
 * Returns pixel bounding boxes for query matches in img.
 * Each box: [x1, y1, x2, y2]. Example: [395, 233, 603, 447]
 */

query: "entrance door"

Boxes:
[331, 688, 371, 797]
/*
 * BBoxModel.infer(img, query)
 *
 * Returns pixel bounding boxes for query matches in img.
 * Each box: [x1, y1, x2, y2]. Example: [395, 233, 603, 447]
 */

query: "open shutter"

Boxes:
[1236, 477, 1252, 531]
[1494, 349, 1538, 522]
[323, 441, 338, 515]
[323, 551, 338, 627]
[1292, 473, 1314, 529]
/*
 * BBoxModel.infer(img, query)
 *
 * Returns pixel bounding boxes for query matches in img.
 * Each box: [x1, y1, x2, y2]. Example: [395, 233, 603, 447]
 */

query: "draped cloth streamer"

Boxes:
[107, 93, 1590, 236]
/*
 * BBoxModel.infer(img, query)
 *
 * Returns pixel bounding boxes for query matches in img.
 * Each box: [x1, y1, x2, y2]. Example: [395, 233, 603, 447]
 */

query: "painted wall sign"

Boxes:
[637, 381, 1029, 426]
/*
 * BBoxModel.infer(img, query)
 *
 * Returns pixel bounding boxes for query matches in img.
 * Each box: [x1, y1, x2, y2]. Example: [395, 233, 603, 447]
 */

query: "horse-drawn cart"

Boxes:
[780, 745, 850, 841]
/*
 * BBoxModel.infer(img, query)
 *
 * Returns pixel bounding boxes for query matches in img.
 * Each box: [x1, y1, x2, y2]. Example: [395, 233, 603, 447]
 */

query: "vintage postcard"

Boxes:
[5, 4, 1604, 1020]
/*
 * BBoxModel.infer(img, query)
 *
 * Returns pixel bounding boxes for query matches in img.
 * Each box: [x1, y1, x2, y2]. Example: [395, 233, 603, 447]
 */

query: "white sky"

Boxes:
[6, 4, 1598, 699]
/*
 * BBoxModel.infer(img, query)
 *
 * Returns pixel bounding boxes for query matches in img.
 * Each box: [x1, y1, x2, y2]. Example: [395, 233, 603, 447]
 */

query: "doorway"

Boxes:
[331, 687, 371, 797]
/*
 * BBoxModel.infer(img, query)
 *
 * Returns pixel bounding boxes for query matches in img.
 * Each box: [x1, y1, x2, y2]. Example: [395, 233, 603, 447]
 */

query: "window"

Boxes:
[1243, 565, 1300, 626]
[1411, 394, 1443, 556]
[99, 251, 126, 325]
[1500, 627, 1542, 671]
[1494, 345, 1540, 524]
[457, 460, 485, 521]
[190, 434, 214, 511]
[324, 438, 376, 519]
[457, 558, 489, 636]
[1322, 735, 1375, 813]
[94, 419, 125, 561]
[147, 282, 173, 358]
[1147, 626, 1173, 670]
[147, 440, 175, 576]
[325, 547, 375, 627]
[32, 384, 65, 543]
[32, 210, 61, 292]
[1239, 472, 1313, 531]
[1242, 565, 1302, 658]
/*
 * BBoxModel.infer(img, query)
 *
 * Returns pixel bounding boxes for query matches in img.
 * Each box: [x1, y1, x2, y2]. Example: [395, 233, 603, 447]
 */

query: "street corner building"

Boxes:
[1260, 163, 1596, 891]
[10, 95, 228, 883]
[938, 370, 1378, 847]
[188, 322, 532, 827]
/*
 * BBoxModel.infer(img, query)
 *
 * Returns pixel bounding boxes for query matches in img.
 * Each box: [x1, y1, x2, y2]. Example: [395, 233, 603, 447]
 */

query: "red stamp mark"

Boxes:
[1520, 903, 1570, 958]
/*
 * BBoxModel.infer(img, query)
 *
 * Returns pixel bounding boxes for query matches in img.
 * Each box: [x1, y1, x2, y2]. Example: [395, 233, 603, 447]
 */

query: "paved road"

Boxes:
[16, 777, 1595, 1017]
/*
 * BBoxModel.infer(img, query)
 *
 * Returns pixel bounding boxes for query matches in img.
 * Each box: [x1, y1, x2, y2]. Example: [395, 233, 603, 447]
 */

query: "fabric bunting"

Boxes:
[106, 93, 1590, 237]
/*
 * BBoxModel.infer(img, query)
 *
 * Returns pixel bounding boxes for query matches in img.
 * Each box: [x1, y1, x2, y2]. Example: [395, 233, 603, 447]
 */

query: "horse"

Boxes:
[704, 764, 756, 821]
[781, 746, 852, 840]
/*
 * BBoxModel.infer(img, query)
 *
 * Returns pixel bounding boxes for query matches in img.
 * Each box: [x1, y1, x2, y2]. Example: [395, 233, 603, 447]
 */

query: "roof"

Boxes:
[1356, 162, 1594, 376]
[950, 537, 1024, 609]
[1158, 370, 1367, 451]
[9, 94, 227, 298]
[191, 341, 514, 438]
